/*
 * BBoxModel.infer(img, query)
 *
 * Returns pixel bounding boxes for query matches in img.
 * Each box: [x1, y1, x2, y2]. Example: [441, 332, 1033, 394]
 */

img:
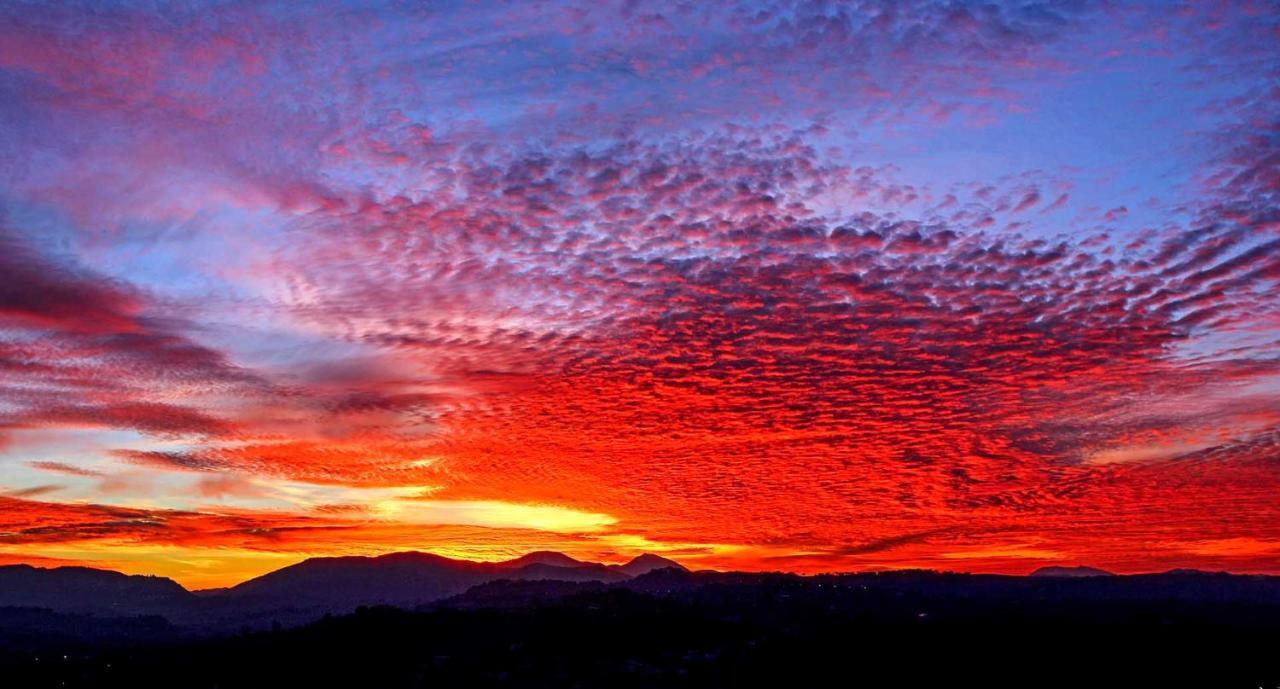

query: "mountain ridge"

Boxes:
[0, 563, 194, 617]
[7, 555, 1280, 639]
[1030, 565, 1114, 578]
[210, 550, 664, 622]
[617, 553, 689, 577]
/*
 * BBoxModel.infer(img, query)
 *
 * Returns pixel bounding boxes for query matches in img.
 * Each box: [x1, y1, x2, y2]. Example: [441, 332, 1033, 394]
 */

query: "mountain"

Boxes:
[224, 551, 495, 610]
[215, 551, 667, 621]
[0, 551, 688, 633]
[10, 574, 1280, 689]
[496, 551, 588, 569]
[5, 555, 1280, 655]
[617, 553, 688, 577]
[1029, 565, 1114, 578]
[1162, 568, 1225, 576]
[509, 563, 630, 583]
[0, 564, 194, 617]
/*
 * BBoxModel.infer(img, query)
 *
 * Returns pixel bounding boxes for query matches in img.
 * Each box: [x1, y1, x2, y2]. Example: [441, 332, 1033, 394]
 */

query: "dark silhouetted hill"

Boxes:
[0, 565, 194, 617]
[225, 551, 493, 609]
[6, 573, 1277, 689]
[494, 551, 588, 569]
[1030, 565, 1113, 577]
[616, 553, 688, 577]
[6, 552, 1280, 663]
[506, 562, 629, 583]
[214, 551, 640, 623]
[0, 551, 687, 633]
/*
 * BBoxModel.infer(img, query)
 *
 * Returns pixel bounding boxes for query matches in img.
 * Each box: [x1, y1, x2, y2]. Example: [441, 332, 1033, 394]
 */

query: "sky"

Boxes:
[0, 0, 1277, 589]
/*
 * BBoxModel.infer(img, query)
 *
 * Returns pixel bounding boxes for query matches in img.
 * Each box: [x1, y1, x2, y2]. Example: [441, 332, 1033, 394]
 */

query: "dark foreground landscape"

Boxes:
[0, 554, 1277, 688]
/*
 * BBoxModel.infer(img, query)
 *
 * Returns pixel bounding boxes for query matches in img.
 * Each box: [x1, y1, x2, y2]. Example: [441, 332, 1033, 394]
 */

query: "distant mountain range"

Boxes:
[221, 550, 671, 614]
[1029, 565, 1114, 578]
[7, 564, 1278, 689]
[3, 554, 1278, 645]
[0, 551, 687, 633]
[0, 564, 195, 617]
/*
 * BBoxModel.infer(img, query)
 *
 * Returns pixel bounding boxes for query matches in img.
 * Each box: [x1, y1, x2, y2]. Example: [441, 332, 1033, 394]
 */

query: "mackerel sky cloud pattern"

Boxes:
[0, 0, 1277, 587]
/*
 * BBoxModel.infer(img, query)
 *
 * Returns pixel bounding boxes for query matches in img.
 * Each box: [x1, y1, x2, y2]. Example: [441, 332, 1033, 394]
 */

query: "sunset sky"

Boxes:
[0, 0, 1277, 588]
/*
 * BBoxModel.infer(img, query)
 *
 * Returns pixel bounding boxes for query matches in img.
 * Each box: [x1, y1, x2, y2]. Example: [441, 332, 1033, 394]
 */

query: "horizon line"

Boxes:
[4, 549, 1272, 591]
